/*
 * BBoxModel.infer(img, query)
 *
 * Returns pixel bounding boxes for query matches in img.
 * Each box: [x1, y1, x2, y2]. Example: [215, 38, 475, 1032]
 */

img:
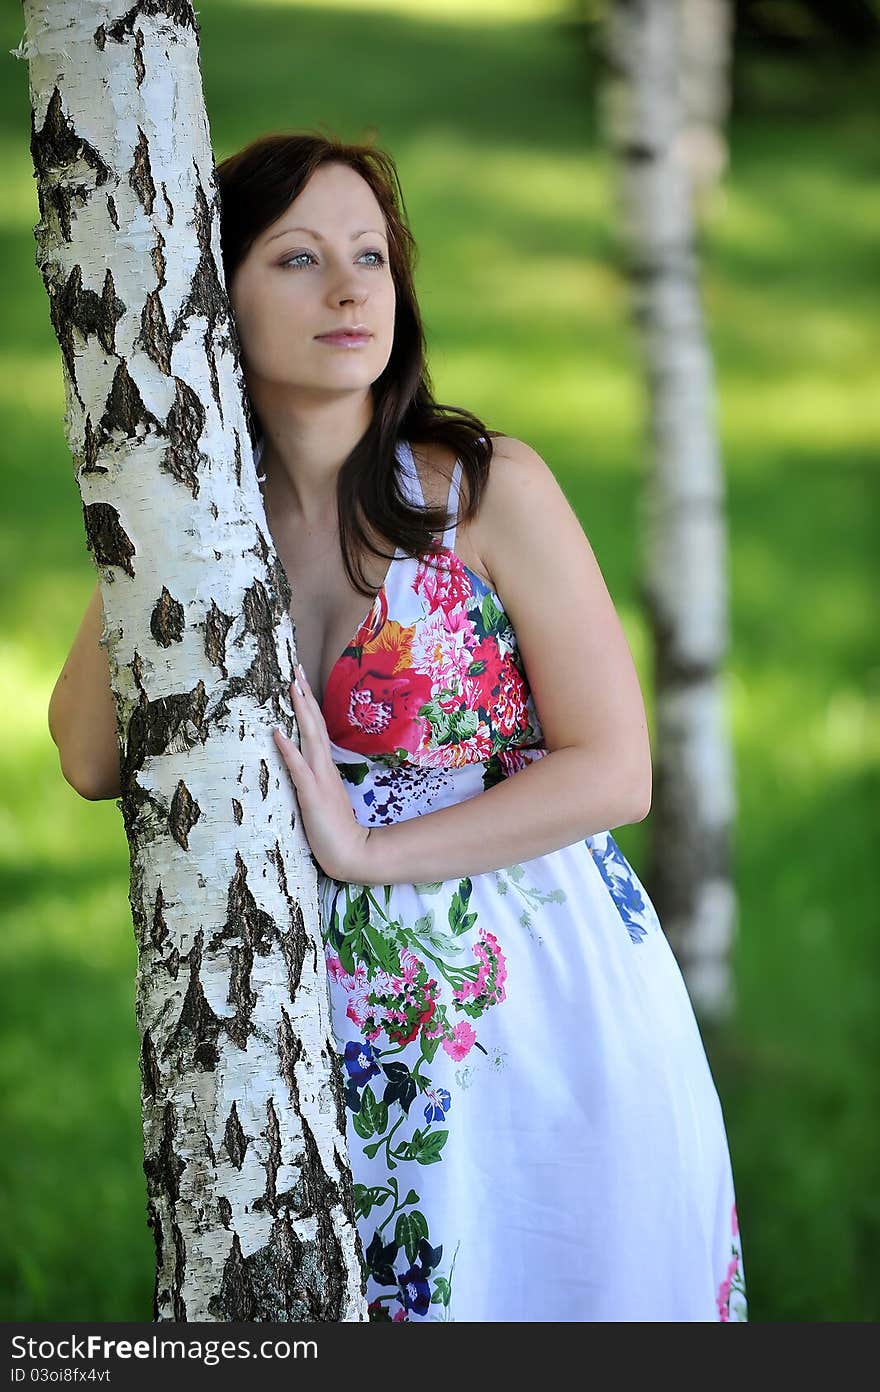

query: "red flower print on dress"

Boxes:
[324, 648, 433, 754]
[461, 641, 528, 739]
[461, 636, 503, 710]
[498, 746, 542, 777]
[494, 663, 529, 737]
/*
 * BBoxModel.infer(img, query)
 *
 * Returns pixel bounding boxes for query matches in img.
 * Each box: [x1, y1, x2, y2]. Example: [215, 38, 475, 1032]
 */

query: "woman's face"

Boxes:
[228, 161, 396, 405]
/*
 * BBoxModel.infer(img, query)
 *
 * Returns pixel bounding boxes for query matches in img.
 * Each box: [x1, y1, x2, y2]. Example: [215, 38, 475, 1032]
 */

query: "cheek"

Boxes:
[379, 284, 397, 326]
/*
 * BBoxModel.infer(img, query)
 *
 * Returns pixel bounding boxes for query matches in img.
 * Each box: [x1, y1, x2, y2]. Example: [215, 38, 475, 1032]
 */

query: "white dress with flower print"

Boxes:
[261, 436, 747, 1322]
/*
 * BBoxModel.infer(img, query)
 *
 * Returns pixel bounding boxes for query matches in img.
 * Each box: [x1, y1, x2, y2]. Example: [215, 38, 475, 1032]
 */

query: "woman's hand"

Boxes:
[273, 662, 374, 884]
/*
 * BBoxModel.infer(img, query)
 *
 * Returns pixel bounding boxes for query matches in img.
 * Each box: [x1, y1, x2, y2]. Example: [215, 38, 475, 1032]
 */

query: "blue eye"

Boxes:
[281, 249, 387, 269]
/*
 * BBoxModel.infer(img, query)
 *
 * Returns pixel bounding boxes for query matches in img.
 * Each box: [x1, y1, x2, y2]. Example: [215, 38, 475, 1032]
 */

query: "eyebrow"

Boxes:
[266, 225, 388, 245]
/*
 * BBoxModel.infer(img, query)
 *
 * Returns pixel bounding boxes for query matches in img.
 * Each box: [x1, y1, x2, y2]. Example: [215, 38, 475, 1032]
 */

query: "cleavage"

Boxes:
[288, 550, 395, 701]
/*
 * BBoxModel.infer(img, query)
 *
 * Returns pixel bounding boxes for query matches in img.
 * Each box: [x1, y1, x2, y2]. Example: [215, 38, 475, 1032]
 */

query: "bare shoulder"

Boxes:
[469, 435, 577, 576]
[408, 438, 458, 506]
[411, 434, 560, 590]
[478, 433, 558, 501]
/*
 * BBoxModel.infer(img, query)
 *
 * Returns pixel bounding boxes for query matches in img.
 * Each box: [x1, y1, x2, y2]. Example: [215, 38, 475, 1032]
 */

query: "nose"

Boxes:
[327, 265, 368, 308]
[332, 283, 367, 308]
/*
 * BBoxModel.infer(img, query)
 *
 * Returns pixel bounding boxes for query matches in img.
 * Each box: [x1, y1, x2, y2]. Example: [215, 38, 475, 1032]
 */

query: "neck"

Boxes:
[254, 389, 374, 529]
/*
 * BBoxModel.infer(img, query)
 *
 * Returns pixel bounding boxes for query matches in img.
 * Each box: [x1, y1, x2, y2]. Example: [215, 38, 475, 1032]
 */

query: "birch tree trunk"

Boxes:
[600, 0, 738, 1020]
[13, 0, 367, 1321]
[677, 0, 734, 211]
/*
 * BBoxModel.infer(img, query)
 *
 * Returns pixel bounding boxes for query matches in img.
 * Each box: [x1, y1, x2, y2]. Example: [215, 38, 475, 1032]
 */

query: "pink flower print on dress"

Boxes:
[717, 1279, 732, 1321]
[453, 930, 508, 1008]
[418, 723, 494, 769]
[413, 547, 472, 613]
[411, 606, 477, 694]
[482, 929, 508, 1000]
[715, 1202, 744, 1320]
[442, 1020, 478, 1061]
[326, 951, 440, 1048]
[326, 956, 370, 1027]
[395, 946, 422, 986]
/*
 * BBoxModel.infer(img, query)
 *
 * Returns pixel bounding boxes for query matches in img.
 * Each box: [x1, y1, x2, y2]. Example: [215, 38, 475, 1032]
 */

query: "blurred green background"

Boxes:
[1, 0, 878, 1322]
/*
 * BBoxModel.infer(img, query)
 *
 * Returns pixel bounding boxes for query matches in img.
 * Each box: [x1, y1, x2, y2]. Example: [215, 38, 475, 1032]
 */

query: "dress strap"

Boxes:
[440, 458, 463, 553]
[396, 438, 423, 507]
[399, 440, 463, 552]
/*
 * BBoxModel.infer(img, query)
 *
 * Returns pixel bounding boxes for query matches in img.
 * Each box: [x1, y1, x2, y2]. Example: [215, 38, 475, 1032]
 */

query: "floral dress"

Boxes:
[259, 435, 747, 1321]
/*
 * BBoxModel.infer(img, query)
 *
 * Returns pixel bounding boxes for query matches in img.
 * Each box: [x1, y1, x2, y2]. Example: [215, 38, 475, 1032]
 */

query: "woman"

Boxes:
[53, 129, 747, 1323]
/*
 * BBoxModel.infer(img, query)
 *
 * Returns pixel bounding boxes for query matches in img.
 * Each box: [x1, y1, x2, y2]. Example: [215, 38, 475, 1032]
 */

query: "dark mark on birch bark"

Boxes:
[151, 883, 169, 947]
[169, 778, 200, 849]
[164, 928, 222, 1069]
[223, 1100, 249, 1170]
[204, 599, 234, 678]
[83, 501, 136, 575]
[127, 681, 208, 769]
[140, 1028, 161, 1102]
[130, 127, 156, 212]
[150, 586, 185, 646]
[143, 1099, 187, 1205]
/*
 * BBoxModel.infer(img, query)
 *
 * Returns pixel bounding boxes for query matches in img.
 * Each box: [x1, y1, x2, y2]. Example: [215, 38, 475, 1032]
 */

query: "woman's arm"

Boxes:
[369, 742, 647, 885]
[371, 435, 651, 882]
[48, 580, 122, 801]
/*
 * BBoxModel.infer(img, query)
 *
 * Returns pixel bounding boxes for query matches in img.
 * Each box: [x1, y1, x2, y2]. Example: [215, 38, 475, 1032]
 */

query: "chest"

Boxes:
[278, 536, 389, 708]
[272, 524, 491, 709]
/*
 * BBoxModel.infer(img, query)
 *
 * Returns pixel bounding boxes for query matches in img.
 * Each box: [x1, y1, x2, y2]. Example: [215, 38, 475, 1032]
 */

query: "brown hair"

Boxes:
[215, 130, 500, 596]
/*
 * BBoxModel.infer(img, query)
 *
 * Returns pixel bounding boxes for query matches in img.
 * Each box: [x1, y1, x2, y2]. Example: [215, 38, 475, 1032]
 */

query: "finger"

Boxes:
[274, 728, 314, 784]
[291, 672, 334, 762]
[290, 678, 321, 748]
[294, 663, 326, 720]
[273, 726, 296, 764]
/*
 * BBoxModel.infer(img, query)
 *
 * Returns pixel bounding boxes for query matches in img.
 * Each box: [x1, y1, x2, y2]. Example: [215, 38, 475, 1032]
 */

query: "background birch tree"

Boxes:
[14, 0, 367, 1321]
[600, 0, 737, 1020]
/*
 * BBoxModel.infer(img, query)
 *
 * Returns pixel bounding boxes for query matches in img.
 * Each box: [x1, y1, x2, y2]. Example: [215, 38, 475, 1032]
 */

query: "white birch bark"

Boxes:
[13, 0, 367, 1321]
[600, 0, 738, 1020]
[677, 0, 734, 209]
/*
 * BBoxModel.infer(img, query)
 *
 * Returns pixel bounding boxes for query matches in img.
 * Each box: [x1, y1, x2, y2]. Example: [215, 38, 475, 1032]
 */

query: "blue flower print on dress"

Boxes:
[400, 1258, 434, 1316]
[588, 831, 658, 945]
[345, 1038, 382, 1087]
[424, 1087, 452, 1125]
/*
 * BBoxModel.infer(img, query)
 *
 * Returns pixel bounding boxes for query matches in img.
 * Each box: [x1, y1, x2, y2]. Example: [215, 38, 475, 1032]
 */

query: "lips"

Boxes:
[316, 329, 372, 342]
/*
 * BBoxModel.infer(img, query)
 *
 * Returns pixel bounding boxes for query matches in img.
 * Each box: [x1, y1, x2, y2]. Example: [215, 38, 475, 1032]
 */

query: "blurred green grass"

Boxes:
[1, 0, 878, 1321]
